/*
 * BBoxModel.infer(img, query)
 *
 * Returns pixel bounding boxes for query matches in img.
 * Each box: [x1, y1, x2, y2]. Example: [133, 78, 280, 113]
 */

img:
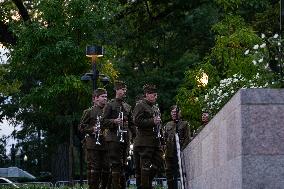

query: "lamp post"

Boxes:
[23, 155, 28, 170]
[279, 0, 284, 85]
[86, 45, 104, 91]
[76, 45, 104, 186]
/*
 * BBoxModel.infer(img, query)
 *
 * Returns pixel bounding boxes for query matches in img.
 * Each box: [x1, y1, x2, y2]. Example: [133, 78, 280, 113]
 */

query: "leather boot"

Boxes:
[141, 168, 151, 189]
[111, 172, 121, 189]
[101, 172, 110, 189]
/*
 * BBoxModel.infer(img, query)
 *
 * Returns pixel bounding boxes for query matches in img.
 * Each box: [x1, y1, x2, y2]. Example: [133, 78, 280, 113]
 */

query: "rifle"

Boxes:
[174, 106, 185, 189]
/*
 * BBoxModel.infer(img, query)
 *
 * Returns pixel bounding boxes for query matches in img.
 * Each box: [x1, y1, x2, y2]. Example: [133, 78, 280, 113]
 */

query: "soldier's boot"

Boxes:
[120, 173, 126, 189]
[107, 174, 112, 189]
[167, 178, 174, 189]
[141, 168, 151, 189]
[89, 170, 100, 189]
[136, 173, 141, 189]
[111, 172, 121, 189]
[101, 172, 110, 189]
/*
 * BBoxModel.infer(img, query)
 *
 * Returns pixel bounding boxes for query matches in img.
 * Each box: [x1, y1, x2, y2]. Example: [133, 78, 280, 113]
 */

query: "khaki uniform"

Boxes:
[164, 120, 190, 189]
[79, 105, 110, 189]
[133, 99, 164, 189]
[102, 98, 136, 189]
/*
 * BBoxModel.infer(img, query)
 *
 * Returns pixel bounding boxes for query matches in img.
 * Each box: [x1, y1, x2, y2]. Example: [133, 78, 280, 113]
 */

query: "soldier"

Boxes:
[164, 105, 190, 189]
[102, 80, 136, 189]
[201, 112, 210, 126]
[78, 88, 110, 189]
[133, 84, 164, 189]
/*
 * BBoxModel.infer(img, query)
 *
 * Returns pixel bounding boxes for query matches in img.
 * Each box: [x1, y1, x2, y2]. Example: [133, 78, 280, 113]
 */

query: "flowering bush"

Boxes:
[245, 33, 283, 81]
[201, 73, 271, 115]
[202, 33, 282, 116]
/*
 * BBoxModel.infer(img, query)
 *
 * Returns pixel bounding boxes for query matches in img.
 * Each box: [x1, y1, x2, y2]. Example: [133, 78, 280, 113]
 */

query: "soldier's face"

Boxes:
[95, 94, 108, 107]
[171, 108, 180, 120]
[202, 112, 209, 123]
[145, 92, 157, 103]
[116, 87, 127, 98]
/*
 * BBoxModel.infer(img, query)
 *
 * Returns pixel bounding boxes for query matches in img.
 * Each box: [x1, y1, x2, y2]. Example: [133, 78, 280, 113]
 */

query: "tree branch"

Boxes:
[0, 20, 17, 46]
[12, 0, 30, 21]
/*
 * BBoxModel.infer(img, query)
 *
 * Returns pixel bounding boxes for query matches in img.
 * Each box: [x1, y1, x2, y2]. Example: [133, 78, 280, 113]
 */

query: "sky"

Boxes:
[0, 46, 17, 154]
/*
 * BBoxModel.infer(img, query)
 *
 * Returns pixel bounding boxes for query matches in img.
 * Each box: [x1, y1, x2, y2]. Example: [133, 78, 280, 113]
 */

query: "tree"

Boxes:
[0, 0, 117, 180]
[176, 0, 281, 130]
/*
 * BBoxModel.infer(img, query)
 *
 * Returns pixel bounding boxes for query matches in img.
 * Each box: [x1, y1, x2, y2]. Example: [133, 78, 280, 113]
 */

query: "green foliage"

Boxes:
[0, 64, 21, 96]
[0, 0, 120, 177]
[176, 11, 281, 129]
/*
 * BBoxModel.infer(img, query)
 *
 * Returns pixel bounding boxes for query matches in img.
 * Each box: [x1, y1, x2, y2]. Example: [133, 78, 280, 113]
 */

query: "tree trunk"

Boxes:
[51, 142, 70, 182]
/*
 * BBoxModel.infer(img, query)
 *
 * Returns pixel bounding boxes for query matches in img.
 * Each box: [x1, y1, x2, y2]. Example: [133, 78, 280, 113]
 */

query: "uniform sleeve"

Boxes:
[102, 103, 116, 129]
[180, 122, 191, 151]
[78, 109, 94, 135]
[127, 109, 137, 142]
[133, 103, 155, 129]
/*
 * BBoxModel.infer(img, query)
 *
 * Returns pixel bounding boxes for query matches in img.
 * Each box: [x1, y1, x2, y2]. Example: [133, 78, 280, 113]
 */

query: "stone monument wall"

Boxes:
[182, 89, 284, 189]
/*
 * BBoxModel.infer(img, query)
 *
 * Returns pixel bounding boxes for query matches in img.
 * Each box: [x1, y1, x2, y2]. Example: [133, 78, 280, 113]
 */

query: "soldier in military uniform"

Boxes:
[133, 84, 164, 189]
[78, 88, 110, 189]
[102, 80, 136, 189]
[164, 105, 190, 189]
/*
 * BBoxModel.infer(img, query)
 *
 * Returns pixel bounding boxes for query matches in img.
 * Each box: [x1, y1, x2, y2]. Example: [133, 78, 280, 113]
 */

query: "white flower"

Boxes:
[258, 58, 263, 63]
[278, 42, 281, 46]
[204, 94, 208, 101]
[252, 60, 257, 65]
[261, 33, 265, 38]
[260, 43, 266, 48]
[255, 73, 260, 79]
[244, 50, 250, 55]
[253, 44, 259, 50]
[273, 34, 279, 38]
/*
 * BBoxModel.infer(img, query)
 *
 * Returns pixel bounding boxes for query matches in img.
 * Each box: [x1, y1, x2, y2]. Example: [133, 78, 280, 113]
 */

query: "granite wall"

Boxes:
[182, 89, 284, 189]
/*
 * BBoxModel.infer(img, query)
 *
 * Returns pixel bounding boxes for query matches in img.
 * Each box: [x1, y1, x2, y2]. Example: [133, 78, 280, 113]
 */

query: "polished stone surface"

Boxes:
[182, 89, 284, 189]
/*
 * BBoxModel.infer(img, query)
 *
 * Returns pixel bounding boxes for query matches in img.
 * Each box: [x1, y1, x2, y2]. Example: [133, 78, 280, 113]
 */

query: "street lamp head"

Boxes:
[86, 45, 103, 58]
[81, 73, 92, 82]
[100, 75, 110, 86]
[24, 155, 28, 162]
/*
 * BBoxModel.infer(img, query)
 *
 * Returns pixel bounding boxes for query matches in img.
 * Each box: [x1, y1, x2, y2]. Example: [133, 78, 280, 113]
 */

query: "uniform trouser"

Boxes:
[134, 146, 164, 189]
[86, 148, 110, 189]
[165, 156, 179, 189]
[107, 141, 127, 189]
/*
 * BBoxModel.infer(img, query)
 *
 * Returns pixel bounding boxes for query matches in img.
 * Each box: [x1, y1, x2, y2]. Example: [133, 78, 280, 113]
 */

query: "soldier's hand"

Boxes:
[162, 145, 167, 152]
[154, 116, 161, 125]
[124, 120, 129, 127]
[113, 117, 122, 125]
[93, 126, 97, 133]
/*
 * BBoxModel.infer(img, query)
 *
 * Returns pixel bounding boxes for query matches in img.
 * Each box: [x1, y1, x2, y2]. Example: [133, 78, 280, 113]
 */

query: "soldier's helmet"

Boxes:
[143, 84, 157, 94]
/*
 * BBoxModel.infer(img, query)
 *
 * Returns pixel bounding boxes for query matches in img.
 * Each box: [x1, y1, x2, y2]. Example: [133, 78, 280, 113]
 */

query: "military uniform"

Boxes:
[164, 120, 190, 189]
[102, 98, 136, 189]
[133, 99, 164, 189]
[79, 105, 110, 189]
